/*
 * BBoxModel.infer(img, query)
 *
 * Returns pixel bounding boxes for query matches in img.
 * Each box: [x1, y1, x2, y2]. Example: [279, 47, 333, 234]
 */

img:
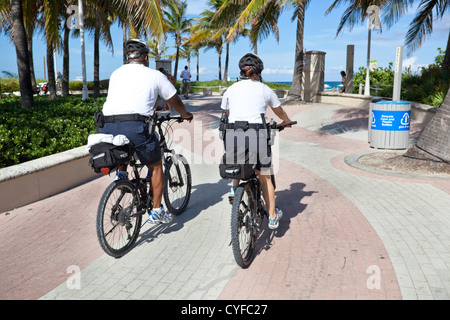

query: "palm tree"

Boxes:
[190, 9, 224, 80]
[164, 0, 192, 80]
[212, 0, 310, 100]
[10, 0, 34, 108]
[326, 0, 449, 71]
[82, 0, 115, 97]
[403, 0, 449, 71]
[326, 0, 450, 162]
[147, 36, 167, 60]
[287, 1, 308, 101]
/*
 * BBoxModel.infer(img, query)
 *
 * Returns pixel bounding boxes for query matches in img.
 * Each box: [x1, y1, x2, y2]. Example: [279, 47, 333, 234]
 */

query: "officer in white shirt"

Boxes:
[180, 66, 192, 99]
[100, 39, 193, 224]
[220, 53, 293, 230]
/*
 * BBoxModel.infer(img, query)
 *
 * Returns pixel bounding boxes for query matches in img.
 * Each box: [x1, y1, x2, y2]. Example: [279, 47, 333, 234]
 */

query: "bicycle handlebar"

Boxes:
[270, 121, 297, 131]
[156, 113, 193, 123]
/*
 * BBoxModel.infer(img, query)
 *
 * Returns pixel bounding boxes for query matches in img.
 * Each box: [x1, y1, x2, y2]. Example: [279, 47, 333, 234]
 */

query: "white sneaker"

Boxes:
[268, 208, 283, 230]
[148, 205, 172, 224]
[114, 171, 129, 181]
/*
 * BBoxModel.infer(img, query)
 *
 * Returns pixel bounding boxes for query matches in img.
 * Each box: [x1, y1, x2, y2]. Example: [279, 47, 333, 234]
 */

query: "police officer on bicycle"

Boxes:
[100, 39, 193, 224]
[220, 53, 293, 229]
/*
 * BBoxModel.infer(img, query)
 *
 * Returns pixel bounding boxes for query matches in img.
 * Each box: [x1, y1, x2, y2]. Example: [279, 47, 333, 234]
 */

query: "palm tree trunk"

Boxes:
[223, 42, 229, 84]
[94, 27, 100, 97]
[27, 33, 36, 91]
[10, 0, 34, 108]
[62, 20, 70, 97]
[416, 88, 450, 162]
[443, 30, 450, 73]
[174, 37, 180, 80]
[46, 41, 57, 100]
[123, 23, 127, 64]
[196, 52, 199, 81]
[218, 48, 222, 81]
[287, 0, 306, 102]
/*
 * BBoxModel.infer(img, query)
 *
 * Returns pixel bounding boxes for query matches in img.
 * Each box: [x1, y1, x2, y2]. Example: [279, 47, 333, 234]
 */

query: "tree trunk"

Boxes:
[442, 30, 450, 73]
[223, 42, 229, 84]
[196, 52, 199, 81]
[286, 0, 306, 102]
[123, 23, 127, 64]
[10, 0, 34, 108]
[94, 27, 100, 97]
[62, 20, 70, 97]
[416, 88, 450, 162]
[218, 47, 222, 81]
[174, 36, 180, 80]
[46, 41, 57, 100]
[27, 33, 36, 91]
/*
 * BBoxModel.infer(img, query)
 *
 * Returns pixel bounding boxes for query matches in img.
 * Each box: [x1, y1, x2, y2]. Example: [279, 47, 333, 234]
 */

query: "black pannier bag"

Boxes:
[89, 142, 133, 174]
[219, 146, 257, 181]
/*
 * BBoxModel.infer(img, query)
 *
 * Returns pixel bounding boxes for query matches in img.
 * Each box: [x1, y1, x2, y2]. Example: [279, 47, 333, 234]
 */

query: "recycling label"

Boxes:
[371, 110, 411, 131]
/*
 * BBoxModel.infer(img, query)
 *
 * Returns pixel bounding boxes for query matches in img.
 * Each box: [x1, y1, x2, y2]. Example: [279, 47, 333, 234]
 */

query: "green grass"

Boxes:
[181, 79, 291, 93]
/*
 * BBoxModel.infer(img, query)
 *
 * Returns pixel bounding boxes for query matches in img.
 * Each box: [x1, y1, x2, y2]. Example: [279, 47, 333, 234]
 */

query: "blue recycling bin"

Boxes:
[369, 101, 411, 149]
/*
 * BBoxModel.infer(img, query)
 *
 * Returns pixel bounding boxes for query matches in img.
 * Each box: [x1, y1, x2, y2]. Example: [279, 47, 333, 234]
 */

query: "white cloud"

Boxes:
[197, 66, 213, 75]
[403, 56, 427, 73]
[264, 67, 294, 75]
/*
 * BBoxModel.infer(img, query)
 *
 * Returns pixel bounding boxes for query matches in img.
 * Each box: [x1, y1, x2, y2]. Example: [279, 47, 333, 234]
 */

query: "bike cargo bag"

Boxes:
[88, 142, 132, 173]
[219, 147, 256, 181]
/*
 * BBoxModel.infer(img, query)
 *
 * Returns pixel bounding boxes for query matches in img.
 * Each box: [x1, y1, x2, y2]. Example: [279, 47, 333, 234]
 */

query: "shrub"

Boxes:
[353, 49, 449, 107]
[0, 95, 101, 168]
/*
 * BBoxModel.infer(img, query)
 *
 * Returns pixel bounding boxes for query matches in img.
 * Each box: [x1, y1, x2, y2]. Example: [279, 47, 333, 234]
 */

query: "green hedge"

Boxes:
[0, 96, 100, 168]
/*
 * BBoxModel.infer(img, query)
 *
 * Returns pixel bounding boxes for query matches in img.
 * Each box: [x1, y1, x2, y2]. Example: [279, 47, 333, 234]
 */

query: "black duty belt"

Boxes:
[104, 114, 149, 123]
[226, 123, 266, 130]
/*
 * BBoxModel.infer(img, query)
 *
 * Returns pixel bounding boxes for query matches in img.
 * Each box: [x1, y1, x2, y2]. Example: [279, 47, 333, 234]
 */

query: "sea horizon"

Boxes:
[275, 80, 343, 91]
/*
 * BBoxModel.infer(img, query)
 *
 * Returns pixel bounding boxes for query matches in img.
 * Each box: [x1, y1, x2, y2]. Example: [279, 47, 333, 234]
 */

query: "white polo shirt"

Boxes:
[180, 69, 191, 82]
[220, 79, 281, 124]
[102, 63, 177, 116]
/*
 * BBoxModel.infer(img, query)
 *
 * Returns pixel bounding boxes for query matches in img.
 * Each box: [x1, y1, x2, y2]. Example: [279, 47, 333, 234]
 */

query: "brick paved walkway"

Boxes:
[0, 94, 448, 300]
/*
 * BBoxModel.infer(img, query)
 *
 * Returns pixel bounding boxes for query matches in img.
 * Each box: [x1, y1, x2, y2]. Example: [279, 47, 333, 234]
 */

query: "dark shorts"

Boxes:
[224, 129, 272, 171]
[99, 121, 161, 166]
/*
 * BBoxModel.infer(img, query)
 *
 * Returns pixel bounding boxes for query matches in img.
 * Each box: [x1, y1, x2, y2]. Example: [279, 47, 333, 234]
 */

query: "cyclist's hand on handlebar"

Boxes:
[181, 112, 194, 122]
[278, 120, 295, 128]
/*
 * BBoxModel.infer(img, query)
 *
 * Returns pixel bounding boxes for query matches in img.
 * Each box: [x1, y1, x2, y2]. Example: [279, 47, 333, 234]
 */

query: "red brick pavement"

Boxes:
[3, 97, 442, 300]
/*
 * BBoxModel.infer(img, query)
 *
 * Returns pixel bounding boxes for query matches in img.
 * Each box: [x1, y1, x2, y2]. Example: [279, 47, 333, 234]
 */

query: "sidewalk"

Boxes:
[0, 94, 449, 300]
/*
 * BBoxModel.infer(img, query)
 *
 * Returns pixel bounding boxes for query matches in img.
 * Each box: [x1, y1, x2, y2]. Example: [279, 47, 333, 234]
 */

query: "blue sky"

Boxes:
[0, 0, 448, 83]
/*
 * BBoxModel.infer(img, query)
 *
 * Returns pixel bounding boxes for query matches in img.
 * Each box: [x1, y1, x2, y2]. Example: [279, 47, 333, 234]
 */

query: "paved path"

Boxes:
[0, 94, 449, 300]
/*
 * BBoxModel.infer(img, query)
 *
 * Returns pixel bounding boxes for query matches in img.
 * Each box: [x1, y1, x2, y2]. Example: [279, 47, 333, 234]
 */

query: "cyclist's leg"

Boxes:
[256, 170, 275, 219]
[147, 161, 163, 208]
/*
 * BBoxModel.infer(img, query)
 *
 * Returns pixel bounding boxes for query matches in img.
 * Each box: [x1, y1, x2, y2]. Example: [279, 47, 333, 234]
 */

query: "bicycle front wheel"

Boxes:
[231, 183, 256, 268]
[96, 180, 142, 258]
[163, 154, 192, 215]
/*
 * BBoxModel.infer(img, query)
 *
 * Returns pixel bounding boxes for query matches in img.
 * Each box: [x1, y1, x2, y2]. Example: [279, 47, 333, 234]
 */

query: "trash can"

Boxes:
[369, 101, 411, 149]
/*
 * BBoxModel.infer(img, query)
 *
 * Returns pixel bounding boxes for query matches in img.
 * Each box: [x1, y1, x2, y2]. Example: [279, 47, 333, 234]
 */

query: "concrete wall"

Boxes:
[0, 146, 100, 214]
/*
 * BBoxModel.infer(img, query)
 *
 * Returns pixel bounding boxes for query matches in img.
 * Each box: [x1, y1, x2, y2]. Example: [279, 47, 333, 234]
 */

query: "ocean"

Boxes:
[276, 81, 343, 91]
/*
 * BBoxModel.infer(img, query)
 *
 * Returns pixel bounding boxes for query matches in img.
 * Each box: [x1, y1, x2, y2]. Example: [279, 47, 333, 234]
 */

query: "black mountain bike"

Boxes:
[96, 113, 192, 258]
[231, 120, 296, 268]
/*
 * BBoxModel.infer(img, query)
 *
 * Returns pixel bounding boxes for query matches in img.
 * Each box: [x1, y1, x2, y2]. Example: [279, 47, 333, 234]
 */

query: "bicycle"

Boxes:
[96, 113, 192, 258]
[230, 120, 296, 268]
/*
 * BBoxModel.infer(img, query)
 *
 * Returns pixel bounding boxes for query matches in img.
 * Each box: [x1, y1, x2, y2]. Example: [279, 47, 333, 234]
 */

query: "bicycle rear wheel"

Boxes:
[163, 154, 192, 215]
[96, 180, 142, 258]
[231, 183, 256, 268]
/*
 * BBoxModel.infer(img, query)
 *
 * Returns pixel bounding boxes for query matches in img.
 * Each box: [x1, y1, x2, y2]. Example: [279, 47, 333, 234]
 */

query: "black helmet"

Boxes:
[239, 53, 264, 72]
[125, 39, 149, 59]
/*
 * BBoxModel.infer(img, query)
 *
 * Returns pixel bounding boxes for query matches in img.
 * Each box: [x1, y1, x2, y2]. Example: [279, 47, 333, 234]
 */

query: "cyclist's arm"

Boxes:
[271, 105, 292, 127]
[167, 94, 193, 119]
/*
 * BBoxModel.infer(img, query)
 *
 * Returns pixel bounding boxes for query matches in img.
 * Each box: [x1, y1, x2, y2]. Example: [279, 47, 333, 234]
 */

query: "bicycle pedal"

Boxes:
[228, 196, 234, 205]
